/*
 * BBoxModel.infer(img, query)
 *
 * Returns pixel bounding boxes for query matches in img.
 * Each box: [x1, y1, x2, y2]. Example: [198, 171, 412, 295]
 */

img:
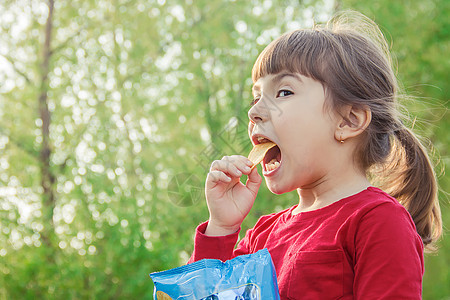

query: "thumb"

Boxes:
[245, 167, 262, 196]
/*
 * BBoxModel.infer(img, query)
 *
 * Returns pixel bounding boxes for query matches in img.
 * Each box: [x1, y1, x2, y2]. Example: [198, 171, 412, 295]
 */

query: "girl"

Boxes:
[188, 11, 442, 299]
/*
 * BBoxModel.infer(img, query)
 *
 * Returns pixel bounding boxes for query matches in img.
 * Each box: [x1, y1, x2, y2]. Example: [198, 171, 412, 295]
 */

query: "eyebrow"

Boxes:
[252, 72, 303, 93]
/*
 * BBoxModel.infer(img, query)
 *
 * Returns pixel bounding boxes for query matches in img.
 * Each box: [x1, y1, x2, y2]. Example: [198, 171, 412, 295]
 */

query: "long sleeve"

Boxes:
[187, 221, 252, 263]
[353, 202, 424, 299]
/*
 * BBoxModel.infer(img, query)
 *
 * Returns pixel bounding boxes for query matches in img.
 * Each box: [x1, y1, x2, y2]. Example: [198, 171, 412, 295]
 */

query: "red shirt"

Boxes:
[189, 187, 424, 299]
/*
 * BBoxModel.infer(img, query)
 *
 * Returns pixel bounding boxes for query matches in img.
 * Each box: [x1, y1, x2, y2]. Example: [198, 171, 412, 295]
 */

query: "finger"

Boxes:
[210, 157, 244, 177]
[232, 155, 254, 167]
[207, 170, 232, 185]
[227, 155, 254, 175]
[245, 167, 262, 196]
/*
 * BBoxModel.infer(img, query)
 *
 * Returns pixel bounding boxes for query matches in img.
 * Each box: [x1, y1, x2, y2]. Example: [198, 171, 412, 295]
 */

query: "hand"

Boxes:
[205, 155, 262, 236]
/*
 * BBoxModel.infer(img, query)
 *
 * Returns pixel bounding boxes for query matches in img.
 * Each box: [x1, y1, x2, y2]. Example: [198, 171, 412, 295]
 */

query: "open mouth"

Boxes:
[263, 144, 282, 173]
[254, 136, 282, 174]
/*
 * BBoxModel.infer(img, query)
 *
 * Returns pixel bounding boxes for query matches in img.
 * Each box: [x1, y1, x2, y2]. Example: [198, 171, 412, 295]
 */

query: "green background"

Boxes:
[0, 0, 448, 299]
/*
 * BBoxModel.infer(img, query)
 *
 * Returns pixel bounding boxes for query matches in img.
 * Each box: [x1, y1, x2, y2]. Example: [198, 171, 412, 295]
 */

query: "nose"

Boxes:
[248, 99, 270, 124]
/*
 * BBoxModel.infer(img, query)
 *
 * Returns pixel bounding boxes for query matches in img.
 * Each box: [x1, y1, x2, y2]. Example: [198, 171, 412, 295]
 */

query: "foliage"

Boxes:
[0, 0, 448, 299]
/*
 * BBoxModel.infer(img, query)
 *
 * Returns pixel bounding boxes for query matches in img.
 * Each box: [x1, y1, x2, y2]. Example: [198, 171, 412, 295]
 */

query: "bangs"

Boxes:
[251, 30, 329, 84]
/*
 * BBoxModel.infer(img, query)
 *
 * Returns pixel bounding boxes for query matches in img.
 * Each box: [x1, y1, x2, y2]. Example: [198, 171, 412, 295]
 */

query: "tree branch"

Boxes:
[0, 53, 33, 84]
[50, 27, 85, 56]
[0, 125, 38, 160]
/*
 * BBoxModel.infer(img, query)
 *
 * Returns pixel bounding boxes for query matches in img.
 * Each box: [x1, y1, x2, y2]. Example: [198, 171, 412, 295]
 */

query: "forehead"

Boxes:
[252, 72, 303, 92]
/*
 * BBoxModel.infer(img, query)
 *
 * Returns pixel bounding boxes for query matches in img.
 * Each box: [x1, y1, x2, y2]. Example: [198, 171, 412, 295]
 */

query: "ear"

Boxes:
[334, 105, 371, 143]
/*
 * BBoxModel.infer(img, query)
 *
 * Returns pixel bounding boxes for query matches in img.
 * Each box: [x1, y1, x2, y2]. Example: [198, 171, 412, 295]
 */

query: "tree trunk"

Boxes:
[39, 0, 56, 249]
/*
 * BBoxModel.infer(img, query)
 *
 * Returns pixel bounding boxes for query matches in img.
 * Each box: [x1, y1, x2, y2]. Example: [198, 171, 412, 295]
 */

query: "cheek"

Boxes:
[248, 121, 254, 139]
[274, 110, 304, 142]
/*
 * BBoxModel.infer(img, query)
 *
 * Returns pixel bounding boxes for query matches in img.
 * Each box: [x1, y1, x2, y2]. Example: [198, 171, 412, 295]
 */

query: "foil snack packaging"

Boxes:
[150, 248, 280, 300]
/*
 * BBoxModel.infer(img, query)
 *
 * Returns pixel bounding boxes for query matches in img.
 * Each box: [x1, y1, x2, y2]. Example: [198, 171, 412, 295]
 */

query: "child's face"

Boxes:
[248, 72, 340, 194]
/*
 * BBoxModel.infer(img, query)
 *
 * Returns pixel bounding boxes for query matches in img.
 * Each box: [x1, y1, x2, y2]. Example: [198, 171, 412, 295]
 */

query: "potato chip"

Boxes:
[156, 291, 172, 300]
[248, 142, 276, 169]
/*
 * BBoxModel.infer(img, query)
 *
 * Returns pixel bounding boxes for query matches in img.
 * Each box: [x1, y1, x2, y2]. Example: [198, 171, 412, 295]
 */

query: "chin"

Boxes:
[266, 181, 292, 195]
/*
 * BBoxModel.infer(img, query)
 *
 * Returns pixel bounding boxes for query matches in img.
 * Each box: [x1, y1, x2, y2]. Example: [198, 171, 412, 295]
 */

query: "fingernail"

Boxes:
[236, 170, 242, 176]
[244, 166, 251, 172]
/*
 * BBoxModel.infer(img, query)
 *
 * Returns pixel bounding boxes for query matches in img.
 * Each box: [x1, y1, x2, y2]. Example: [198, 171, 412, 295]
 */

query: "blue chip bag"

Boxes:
[150, 248, 280, 300]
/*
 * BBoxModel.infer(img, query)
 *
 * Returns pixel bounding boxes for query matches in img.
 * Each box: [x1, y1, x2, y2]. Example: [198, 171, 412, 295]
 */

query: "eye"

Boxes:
[250, 97, 260, 106]
[277, 89, 293, 97]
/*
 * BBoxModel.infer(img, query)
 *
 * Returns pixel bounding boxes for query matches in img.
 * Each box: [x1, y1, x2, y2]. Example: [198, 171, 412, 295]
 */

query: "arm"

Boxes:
[353, 203, 424, 299]
[188, 221, 252, 263]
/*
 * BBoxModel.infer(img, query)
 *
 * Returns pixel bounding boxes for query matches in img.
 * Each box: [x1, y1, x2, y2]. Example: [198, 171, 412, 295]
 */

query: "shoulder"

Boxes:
[239, 207, 292, 252]
[349, 186, 400, 207]
[337, 187, 422, 246]
[255, 206, 292, 225]
[345, 187, 414, 223]
[350, 187, 423, 249]
[247, 206, 292, 235]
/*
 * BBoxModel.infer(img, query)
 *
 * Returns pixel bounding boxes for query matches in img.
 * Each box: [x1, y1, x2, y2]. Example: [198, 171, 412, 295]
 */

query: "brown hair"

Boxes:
[252, 11, 442, 250]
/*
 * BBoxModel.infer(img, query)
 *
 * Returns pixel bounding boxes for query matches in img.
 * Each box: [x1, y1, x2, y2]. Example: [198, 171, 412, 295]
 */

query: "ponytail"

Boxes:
[375, 125, 442, 250]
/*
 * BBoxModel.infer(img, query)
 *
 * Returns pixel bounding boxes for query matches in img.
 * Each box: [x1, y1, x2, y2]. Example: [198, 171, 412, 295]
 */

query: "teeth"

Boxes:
[257, 136, 270, 143]
[265, 160, 280, 171]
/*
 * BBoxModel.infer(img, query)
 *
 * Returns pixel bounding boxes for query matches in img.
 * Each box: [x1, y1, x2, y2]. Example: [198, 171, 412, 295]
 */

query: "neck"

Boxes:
[294, 168, 370, 215]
